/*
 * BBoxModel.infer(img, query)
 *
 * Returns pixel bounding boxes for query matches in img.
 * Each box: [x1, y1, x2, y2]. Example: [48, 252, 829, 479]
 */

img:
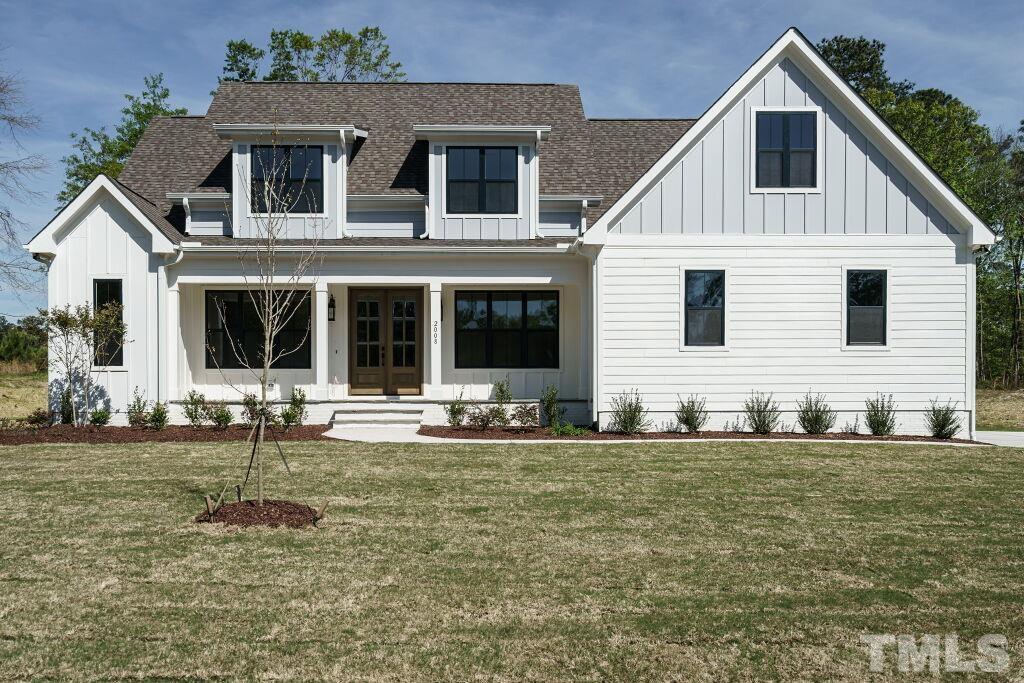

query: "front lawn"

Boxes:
[1, 440, 1022, 679]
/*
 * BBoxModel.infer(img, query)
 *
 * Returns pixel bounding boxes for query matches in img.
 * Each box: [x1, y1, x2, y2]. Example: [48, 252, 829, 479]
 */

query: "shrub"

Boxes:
[127, 388, 149, 428]
[925, 399, 962, 439]
[287, 387, 308, 427]
[445, 390, 469, 427]
[864, 393, 897, 436]
[241, 392, 260, 426]
[182, 390, 208, 428]
[511, 403, 539, 429]
[492, 376, 512, 427]
[796, 391, 837, 435]
[148, 401, 169, 430]
[60, 389, 74, 425]
[26, 408, 51, 428]
[206, 401, 234, 429]
[540, 384, 566, 427]
[675, 394, 709, 433]
[467, 404, 502, 430]
[743, 391, 781, 435]
[607, 389, 651, 434]
[551, 421, 588, 437]
[89, 408, 111, 426]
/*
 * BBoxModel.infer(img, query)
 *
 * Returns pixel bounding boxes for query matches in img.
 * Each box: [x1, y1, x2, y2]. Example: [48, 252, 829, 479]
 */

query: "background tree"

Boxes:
[0, 60, 46, 291]
[59, 74, 186, 203]
[219, 26, 406, 84]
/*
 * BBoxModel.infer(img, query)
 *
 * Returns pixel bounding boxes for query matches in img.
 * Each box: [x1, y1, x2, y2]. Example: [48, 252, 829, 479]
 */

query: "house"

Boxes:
[27, 28, 994, 437]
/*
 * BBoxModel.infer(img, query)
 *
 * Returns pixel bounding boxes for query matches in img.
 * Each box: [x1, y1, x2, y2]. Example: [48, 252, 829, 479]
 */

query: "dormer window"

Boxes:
[251, 145, 324, 214]
[446, 146, 517, 214]
[753, 109, 819, 191]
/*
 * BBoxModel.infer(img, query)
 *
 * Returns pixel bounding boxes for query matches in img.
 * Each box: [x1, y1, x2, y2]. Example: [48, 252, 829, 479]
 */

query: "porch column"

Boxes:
[166, 286, 180, 402]
[428, 283, 442, 398]
[314, 282, 329, 400]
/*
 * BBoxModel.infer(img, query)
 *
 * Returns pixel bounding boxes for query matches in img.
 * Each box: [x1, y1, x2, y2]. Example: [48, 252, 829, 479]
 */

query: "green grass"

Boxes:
[1, 440, 1023, 680]
[0, 371, 46, 420]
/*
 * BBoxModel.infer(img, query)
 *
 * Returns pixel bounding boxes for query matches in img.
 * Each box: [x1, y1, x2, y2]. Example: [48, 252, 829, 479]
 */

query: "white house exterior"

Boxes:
[27, 29, 994, 436]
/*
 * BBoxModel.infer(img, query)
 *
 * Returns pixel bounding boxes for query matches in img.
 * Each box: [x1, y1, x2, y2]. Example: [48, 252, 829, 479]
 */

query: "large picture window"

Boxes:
[455, 291, 558, 368]
[205, 290, 312, 369]
[755, 111, 817, 188]
[684, 270, 725, 346]
[250, 145, 324, 214]
[93, 279, 123, 366]
[847, 270, 887, 345]
[446, 146, 518, 214]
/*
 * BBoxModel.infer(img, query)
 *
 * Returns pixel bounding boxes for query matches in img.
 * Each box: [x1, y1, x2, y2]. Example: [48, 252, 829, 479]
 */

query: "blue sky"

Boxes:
[0, 0, 1021, 317]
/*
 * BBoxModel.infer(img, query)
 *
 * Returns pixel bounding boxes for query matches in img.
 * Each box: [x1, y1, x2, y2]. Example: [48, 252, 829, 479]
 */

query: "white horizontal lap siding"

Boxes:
[597, 240, 969, 433]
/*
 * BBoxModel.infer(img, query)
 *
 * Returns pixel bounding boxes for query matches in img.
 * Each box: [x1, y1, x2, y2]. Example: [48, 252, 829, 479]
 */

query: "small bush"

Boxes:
[796, 391, 837, 435]
[511, 403, 539, 429]
[182, 390, 208, 428]
[148, 401, 169, 430]
[445, 390, 469, 427]
[675, 394, 709, 433]
[925, 399, 962, 439]
[26, 408, 51, 428]
[60, 389, 74, 425]
[540, 384, 566, 427]
[607, 389, 651, 434]
[89, 408, 111, 426]
[287, 387, 308, 427]
[551, 421, 588, 437]
[206, 401, 234, 429]
[743, 391, 781, 435]
[864, 393, 897, 436]
[127, 388, 149, 428]
[466, 404, 502, 430]
[241, 392, 260, 426]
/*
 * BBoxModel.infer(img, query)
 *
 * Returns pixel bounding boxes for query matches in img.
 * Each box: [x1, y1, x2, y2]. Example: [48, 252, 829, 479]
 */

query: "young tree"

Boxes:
[59, 74, 187, 204]
[219, 26, 406, 84]
[207, 133, 325, 505]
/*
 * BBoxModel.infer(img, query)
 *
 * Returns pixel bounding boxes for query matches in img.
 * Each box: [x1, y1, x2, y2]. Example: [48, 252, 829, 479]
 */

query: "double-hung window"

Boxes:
[205, 290, 312, 369]
[755, 111, 817, 189]
[93, 279, 123, 366]
[455, 291, 558, 368]
[847, 270, 887, 346]
[446, 146, 517, 214]
[250, 145, 324, 214]
[684, 270, 725, 346]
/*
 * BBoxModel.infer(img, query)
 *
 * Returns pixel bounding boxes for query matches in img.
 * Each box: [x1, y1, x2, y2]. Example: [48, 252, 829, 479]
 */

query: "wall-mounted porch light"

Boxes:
[327, 294, 336, 321]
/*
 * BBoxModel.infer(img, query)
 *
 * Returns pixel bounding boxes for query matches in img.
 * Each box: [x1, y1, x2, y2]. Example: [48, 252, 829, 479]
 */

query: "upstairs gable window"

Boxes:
[755, 111, 817, 189]
[251, 145, 324, 214]
[447, 146, 518, 214]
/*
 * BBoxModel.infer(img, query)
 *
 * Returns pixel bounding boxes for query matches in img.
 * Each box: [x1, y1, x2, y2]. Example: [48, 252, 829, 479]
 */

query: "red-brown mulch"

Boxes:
[0, 424, 330, 445]
[418, 425, 979, 444]
[195, 499, 319, 528]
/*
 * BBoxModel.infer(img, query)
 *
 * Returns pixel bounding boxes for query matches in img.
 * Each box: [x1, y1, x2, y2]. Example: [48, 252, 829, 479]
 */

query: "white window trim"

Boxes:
[440, 143, 525, 220]
[840, 265, 892, 352]
[679, 265, 730, 352]
[749, 105, 824, 195]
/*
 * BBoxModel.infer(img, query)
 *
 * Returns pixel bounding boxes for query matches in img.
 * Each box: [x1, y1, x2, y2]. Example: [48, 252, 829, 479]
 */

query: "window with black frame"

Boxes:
[250, 145, 324, 213]
[93, 279, 123, 366]
[685, 270, 725, 346]
[455, 291, 558, 368]
[447, 146, 517, 214]
[205, 290, 312, 369]
[847, 270, 886, 345]
[755, 111, 816, 188]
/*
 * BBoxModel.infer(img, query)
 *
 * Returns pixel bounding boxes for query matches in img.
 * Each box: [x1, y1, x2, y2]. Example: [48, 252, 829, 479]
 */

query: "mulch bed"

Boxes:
[195, 499, 319, 528]
[0, 424, 330, 445]
[419, 425, 979, 444]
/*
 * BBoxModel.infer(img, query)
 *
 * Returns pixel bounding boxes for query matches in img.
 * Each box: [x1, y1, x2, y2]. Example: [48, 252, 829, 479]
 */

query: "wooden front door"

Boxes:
[349, 288, 422, 395]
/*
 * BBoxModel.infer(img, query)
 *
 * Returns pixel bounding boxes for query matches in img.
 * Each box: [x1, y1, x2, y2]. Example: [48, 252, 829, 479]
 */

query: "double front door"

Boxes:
[349, 289, 423, 395]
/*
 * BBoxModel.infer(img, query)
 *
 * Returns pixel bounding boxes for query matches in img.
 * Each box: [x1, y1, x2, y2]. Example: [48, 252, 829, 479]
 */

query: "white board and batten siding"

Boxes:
[48, 196, 161, 422]
[599, 58, 973, 436]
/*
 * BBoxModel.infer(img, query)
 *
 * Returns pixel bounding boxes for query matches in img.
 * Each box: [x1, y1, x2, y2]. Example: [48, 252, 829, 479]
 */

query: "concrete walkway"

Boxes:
[324, 427, 991, 447]
[976, 431, 1024, 447]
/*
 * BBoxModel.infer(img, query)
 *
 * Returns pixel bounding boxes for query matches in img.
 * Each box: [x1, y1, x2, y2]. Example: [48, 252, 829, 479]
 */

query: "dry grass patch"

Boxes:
[0, 440, 1023, 680]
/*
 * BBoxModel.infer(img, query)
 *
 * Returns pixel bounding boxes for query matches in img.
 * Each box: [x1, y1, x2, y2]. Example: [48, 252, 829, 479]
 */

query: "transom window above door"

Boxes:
[446, 146, 518, 214]
[754, 109, 819, 191]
